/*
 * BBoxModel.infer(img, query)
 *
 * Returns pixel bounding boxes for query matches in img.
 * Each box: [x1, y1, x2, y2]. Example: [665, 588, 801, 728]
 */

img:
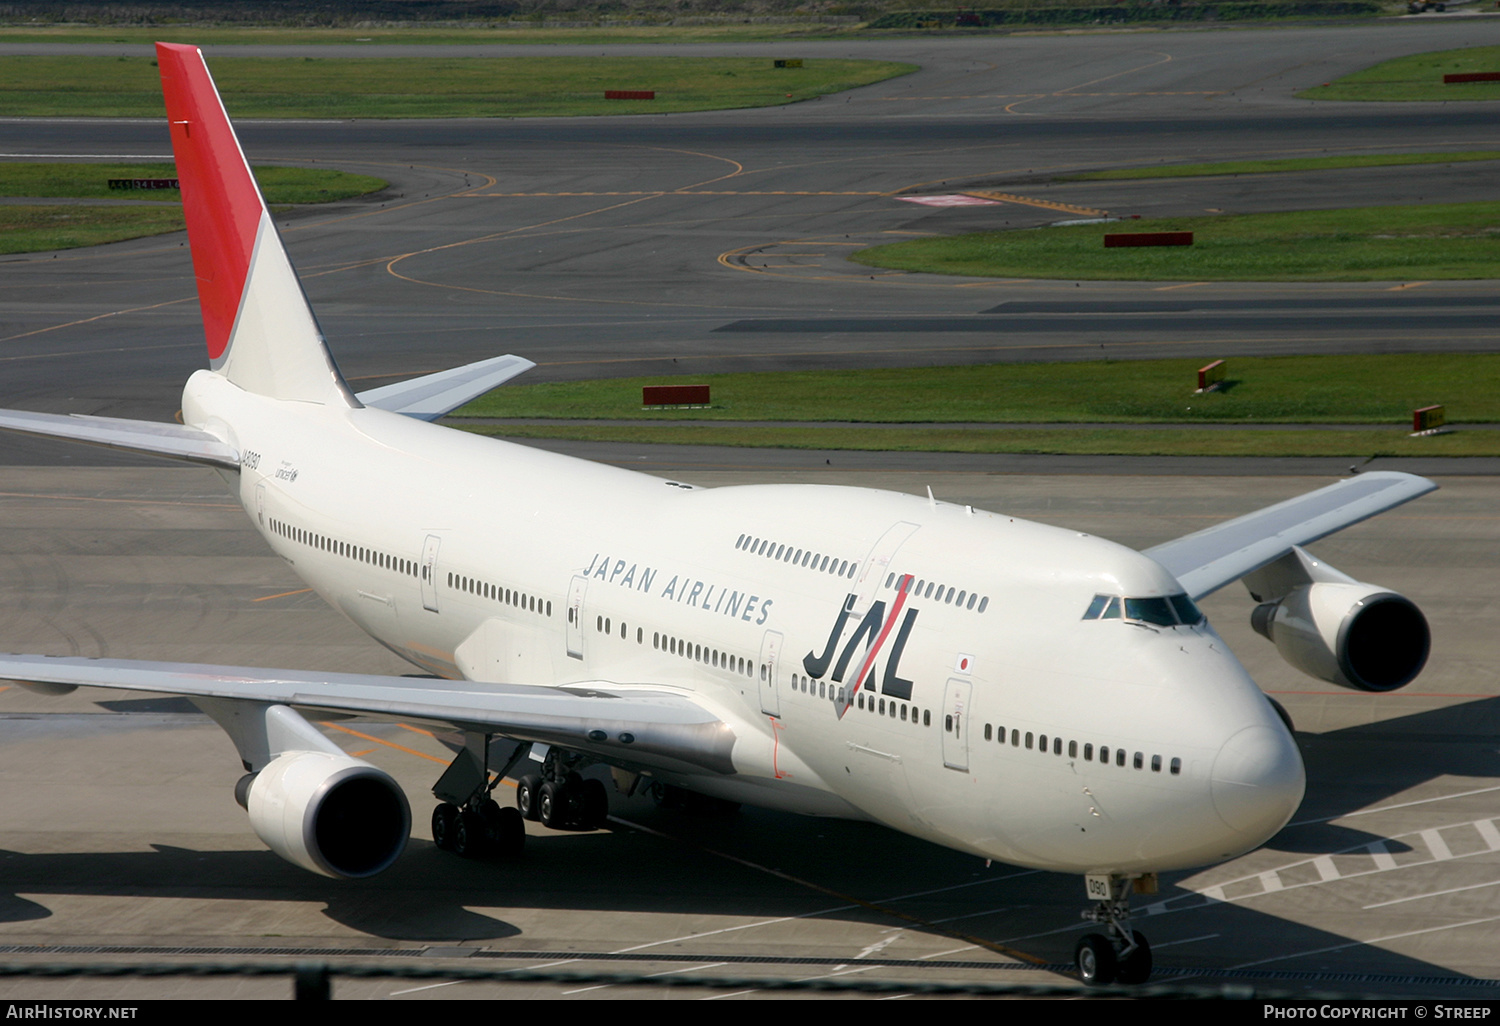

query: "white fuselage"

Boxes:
[186, 369, 1305, 877]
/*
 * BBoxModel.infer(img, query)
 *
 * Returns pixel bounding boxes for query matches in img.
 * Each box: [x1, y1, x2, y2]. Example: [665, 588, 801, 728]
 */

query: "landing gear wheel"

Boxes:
[539, 780, 569, 829]
[431, 802, 459, 852]
[453, 808, 487, 857]
[483, 803, 526, 857]
[516, 775, 542, 821]
[578, 778, 609, 830]
[1075, 933, 1117, 987]
[1115, 930, 1152, 985]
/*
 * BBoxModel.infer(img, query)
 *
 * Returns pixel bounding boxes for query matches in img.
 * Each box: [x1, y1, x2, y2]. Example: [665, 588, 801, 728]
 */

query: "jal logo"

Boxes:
[803, 573, 918, 703]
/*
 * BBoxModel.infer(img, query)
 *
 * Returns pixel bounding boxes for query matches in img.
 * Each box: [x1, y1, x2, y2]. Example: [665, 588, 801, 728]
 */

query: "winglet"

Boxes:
[157, 42, 355, 407]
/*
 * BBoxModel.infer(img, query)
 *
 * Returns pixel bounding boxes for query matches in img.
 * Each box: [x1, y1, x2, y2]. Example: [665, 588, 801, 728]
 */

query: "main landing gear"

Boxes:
[430, 733, 530, 859]
[1074, 873, 1156, 986]
[515, 747, 609, 831]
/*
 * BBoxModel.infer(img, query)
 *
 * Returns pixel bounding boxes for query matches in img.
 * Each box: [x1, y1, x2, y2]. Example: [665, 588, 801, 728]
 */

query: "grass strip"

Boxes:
[850, 202, 1500, 282]
[458, 423, 1497, 457]
[452, 354, 1500, 425]
[0, 163, 386, 203]
[1060, 151, 1500, 181]
[0, 25, 865, 47]
[0, 56, 915, 119]
[1299, 45, 1500, 102]
[0, 205, 185, 255]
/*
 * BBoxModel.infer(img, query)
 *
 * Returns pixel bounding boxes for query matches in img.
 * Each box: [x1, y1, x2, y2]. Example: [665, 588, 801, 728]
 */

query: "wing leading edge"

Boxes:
[355, 354, 536, 421]
[1145, 470, 1437, 600]
[0, 654, 735, 776]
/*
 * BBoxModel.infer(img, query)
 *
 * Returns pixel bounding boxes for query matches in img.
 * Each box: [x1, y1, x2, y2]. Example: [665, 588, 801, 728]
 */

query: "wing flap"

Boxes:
[0, 408, 240, 469]
[0, 654, 734, 776]
[356, 354, 535, 421]
[1145, 471, 1437, 600]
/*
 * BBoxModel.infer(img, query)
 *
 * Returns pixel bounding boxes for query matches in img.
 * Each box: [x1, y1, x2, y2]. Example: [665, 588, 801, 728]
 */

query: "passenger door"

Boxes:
[759, 629, 784, 718]
[420, 534, 442, 613]
[565, 575, 588, 660]
[941, 677, 972, 772]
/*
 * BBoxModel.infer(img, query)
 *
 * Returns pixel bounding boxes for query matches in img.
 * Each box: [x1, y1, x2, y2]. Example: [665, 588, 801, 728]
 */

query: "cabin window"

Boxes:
[1170, 757, 1182, 775]
[1084, 743, 1093, 761]
[978, 597, 989, 613]
[1025, 732, 1034, 750]
[1134, 751, 1144, 770]
[1117, 749, 1126, 767]
[1039, 733, 1047, 751]
[924, 710, 931, 727]
[1151, 754, 1162, 772]
[984, 724, 992, 741]
[1099, 745, 1109, 763]
[1069, 740, 1078, 758]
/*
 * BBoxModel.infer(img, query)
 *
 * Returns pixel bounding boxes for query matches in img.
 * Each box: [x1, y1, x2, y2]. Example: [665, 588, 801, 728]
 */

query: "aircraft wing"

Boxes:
[0, 408, 240, 469]
[0, 653, 735, 776]
[1144, 470, 1437, 600]
[355, 354, 536, 421]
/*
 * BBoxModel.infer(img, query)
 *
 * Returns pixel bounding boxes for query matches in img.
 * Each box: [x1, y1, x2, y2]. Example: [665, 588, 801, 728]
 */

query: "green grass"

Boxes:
[1061, 151, 1500, 181]
[0, 163, 387, 203]
[0, 24, 866, 47]
[1299, 45, 1500, 102]
[0, 56, 916, 118]
[452, 354, 1500, 425]
[850, 202, 1500, 282]
[0, 205, 186, 254]
[459, 422, 1496, 457]
[0, 162, 387, 252]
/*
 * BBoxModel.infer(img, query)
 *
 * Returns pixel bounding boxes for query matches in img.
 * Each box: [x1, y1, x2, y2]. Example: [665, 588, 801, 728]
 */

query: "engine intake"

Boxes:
[1251, 582, 1429, 692]
[242, 751, 410, 879]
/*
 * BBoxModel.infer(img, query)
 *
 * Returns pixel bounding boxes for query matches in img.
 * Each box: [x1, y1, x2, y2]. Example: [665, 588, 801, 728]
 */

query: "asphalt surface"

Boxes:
[1, 21, 1499, 999]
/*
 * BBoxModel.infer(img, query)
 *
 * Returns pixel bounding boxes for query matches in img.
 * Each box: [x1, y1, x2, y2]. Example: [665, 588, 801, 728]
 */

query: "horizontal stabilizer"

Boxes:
[356, 354, 536, 421]
[0, 408, 239, 469]
[1145, 471, 1437, 600]
[0, 653, 734, 777]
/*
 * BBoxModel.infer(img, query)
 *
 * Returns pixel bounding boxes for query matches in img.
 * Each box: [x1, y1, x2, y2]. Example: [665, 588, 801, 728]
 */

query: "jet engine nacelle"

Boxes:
[1251, 582, 1429, 692]
[240, 750, 411, 879]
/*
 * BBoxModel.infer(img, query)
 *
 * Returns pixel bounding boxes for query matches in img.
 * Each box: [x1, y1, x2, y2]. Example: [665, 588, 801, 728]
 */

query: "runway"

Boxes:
[0, 21, 1499, 998]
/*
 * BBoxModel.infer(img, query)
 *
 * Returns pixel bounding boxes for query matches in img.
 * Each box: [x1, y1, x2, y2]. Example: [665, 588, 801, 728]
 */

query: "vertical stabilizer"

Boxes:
[157, 42, 356, 407]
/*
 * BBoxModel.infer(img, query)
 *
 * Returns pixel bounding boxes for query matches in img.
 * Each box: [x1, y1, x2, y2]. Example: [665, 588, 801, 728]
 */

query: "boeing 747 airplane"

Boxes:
[0, 44, 1435, 986]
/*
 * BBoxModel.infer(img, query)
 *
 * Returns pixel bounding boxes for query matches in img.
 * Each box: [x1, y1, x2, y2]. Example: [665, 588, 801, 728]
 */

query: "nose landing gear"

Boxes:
[1075, 873, 1155, 986]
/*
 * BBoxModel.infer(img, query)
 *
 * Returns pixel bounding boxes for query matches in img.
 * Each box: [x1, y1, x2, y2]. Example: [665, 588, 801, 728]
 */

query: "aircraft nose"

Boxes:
[1210, 724, 1306, 840]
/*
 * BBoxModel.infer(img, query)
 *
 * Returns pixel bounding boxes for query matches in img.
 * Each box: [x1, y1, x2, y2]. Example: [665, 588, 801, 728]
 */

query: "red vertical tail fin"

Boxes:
[157, 43, 355, 407]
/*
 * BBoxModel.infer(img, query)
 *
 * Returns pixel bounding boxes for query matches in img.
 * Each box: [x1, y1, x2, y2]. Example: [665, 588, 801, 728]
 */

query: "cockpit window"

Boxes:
[1083, 592, 1204, 627]
[1169, 593, 1205, 626]
[1125, 597, 1176, 627]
